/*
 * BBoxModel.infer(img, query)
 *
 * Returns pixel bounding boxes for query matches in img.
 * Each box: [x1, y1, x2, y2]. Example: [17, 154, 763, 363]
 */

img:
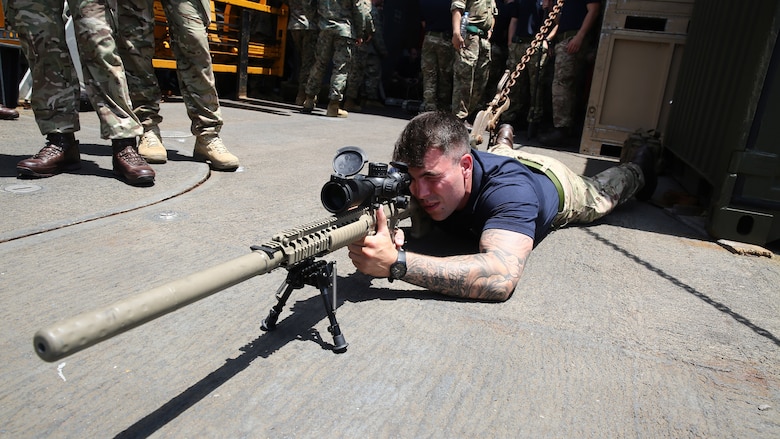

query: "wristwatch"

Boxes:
[388, 249, 407, 282]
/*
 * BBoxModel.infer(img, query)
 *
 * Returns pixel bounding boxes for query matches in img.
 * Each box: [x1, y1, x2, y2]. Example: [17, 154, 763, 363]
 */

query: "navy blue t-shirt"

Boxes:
[509, 0, 541, 39]
[558, 0, 600, 33]
[420, 0, 454, 33]
[436, 150, 560, 243]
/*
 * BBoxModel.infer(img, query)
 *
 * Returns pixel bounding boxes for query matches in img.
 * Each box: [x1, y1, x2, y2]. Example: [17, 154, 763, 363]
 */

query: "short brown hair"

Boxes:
[392, 111, 470, 167]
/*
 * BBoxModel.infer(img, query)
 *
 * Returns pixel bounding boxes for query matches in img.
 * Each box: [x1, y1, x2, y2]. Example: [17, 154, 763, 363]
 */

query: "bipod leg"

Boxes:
[260, 258, 311, 331]
[314, 261, 348, 353]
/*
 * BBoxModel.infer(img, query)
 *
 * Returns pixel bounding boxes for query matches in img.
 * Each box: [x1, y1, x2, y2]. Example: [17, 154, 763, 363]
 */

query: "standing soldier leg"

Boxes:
[502, 41, 531, 127]
[118, 0, 168, 163]
[436, 37, 454, 112]
[71, 0, 156, 185]
[345, 46, 367, 112]
[468, 38, 491, 117]
[304, 30, 336, 113]
[161, 0, 239, 170]
[421, 35, 438, 112]
[362, 53, 383, 104]
[526, 48, 547, 139]
[289, 29, 305, 104]
[325, 35, 352, 118]
[542, 36, 578, 147]
[298, 29, 319, 104]
[452, 34, 480, 122]
[9, 0, 82, 177]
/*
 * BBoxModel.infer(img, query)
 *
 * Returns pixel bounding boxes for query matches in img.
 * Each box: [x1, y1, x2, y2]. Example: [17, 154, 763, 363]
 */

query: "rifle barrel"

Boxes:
[34, 250, 283, 362]
[33, 204, 409, 362]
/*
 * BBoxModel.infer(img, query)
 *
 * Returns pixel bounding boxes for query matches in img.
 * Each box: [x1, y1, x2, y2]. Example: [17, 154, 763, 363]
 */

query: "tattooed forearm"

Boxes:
[402, 251, 525, 301]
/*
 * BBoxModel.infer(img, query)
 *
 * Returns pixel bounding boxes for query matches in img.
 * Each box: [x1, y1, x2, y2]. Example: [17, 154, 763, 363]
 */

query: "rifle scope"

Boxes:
[320, 147, 410, 214]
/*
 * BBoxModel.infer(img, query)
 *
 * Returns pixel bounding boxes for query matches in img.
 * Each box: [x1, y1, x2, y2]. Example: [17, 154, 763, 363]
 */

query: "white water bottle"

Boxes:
[460, 11, 469, 36]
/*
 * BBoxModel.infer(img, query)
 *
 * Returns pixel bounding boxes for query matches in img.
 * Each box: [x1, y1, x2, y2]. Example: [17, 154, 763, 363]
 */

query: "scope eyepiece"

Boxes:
[320, 160, 410, 214]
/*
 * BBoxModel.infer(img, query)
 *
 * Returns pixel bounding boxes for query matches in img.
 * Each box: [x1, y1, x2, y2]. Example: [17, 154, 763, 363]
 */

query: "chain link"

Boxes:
[470, 0, 564, 148]
[495, 0, 563, 108]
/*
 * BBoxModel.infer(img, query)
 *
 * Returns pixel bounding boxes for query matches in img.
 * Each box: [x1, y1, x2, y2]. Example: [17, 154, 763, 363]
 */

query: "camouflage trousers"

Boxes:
[420, 32, 454, 112]
[452, 34, 491, 120]
[306, 30, 353, 102]
[551, 35, 590, 129]
[488, 143, 644, 225]
[290, 29, 319, 97]
[130, 0, 223, 136]
[345, 46, 382, 101]
[7, 0, 143, 139]
[503, 40, 549, 125]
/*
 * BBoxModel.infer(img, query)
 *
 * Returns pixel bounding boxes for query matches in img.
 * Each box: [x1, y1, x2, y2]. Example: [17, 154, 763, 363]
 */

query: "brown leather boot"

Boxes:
[17, 133, 81, 178]
[112, 138, 155, 186]
[495, 124, 515, 148]
[0, 104, 19, 120]
[326, 100, 348, 118]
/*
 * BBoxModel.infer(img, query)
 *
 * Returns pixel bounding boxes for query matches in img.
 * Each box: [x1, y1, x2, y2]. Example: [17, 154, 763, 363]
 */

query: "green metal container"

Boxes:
[664, 1, 780, 246]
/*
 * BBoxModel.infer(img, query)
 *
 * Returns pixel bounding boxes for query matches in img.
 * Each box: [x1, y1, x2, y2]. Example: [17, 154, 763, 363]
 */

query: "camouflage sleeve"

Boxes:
[371, 8, 388, 56]
[451, 0, 467, 12]
[351, 0, 374, 40]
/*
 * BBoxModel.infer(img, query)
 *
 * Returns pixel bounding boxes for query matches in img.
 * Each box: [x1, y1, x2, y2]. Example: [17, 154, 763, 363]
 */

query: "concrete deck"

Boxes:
[1, 100, 778, 438]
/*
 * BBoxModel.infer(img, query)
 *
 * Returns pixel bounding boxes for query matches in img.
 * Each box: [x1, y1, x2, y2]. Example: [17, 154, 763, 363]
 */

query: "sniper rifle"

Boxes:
[33, 147, 411, 361]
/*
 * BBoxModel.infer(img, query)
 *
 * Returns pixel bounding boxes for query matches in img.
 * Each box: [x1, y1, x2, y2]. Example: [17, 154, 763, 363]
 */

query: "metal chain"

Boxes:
[470, 0, 564, 148]
[497, 0, 562, 107]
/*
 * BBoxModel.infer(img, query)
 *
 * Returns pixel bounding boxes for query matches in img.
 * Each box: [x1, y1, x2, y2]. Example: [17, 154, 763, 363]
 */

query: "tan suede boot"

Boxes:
[194, 134, 240, 171]
[137, 127, 167, 163]
[326, 100, 348, 118]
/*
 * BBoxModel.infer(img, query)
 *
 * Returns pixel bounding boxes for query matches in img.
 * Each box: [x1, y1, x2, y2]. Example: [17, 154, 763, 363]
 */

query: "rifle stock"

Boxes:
[33, 203, 410, 362]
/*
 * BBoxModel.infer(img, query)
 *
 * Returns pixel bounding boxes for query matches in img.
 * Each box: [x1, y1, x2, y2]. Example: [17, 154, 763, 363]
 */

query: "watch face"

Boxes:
[390, 261, 407, 279]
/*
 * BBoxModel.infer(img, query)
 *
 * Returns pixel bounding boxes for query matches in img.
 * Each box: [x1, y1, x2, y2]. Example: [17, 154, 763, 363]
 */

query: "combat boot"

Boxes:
[194, 134, 240, 171]
[112, 138, 155, 186]
[301, 95, 316, 114]
[138, 127, 167, 164]
[17, 133, 81, 178]
[495, 124, 515, 149]
[326, 100, 348, 118]
[344, 97, 362, 112]
[295, 90, 306, 106]
[620, 135, 660, 202]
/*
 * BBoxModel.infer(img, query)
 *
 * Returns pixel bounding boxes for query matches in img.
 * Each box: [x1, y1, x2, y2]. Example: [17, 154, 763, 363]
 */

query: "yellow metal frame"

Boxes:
[0, 1, 21, 48]
[152, 0, 289, 77]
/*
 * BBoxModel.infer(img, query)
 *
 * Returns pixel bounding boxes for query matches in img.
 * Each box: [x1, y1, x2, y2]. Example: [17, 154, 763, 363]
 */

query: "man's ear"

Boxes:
[460, 153, 473, 177]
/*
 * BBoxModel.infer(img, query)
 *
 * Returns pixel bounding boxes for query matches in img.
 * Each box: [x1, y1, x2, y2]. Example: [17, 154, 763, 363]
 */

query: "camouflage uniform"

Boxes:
[345, 2, 387, 103]
[419, 0, 455, 112]
[287, 0, 319, 102]
[306, 0, 371, 103]
[6, 0, 143, 139]
[503, 42, 549, 125]
[501, 0, 544, 125]
[550, 0, 599, 130]
[451, 0, 497, 120]
[420, 32, 454, 111]
[146, 0, 223, 137]
[116, 0, 161, 133]
[550, 32, 592, 129]
[488, 142, 644, 225]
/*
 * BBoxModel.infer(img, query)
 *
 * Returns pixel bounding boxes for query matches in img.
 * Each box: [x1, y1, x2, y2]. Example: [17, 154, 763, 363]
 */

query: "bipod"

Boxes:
[260, 257, 348, 353]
